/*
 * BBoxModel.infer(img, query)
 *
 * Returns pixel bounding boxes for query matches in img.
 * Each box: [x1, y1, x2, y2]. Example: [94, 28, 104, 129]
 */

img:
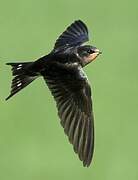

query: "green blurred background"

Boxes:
[0, 0, 138, 179]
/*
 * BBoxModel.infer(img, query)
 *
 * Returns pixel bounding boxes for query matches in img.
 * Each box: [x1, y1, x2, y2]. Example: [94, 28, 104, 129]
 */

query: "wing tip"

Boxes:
[54, 19, 89, 50]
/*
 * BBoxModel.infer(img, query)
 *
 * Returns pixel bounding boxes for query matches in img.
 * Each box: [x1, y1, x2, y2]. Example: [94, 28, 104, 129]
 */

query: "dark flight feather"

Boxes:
[54, 20, 89, 50]
[6, 62, 36, 100]
[42, 64, 94, 166]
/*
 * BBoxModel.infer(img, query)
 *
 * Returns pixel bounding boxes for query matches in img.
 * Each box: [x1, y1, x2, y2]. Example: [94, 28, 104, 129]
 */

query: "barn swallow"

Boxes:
[6, 20, 102, 167]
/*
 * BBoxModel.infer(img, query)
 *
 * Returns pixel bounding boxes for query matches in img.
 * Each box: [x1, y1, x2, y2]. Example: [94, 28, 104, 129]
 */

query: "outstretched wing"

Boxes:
[43, 64, 94, 167]
[54, 20, 89, 50]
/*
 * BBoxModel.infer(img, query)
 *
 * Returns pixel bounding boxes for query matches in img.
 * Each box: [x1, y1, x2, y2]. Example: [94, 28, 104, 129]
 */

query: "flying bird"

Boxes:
[6, 20, 102, 167]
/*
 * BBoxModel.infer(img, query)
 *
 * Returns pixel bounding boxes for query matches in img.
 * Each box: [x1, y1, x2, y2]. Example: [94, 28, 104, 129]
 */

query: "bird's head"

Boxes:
[76, 45, 102, 66]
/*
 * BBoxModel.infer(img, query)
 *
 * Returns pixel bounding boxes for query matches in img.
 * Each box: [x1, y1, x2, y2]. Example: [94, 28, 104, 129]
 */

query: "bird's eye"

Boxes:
[87, 49, 94, 54]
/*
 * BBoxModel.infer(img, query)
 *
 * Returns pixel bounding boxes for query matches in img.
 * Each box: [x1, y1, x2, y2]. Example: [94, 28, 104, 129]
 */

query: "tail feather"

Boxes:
[6, 62, 32, 75]
[6, 62, 37, 100]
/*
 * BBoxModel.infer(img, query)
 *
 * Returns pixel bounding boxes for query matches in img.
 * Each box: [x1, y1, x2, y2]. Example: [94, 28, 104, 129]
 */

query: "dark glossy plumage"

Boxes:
[42, 63, 94, 166]
[54, 20, 89, 50]
[6, 20, 101, 167]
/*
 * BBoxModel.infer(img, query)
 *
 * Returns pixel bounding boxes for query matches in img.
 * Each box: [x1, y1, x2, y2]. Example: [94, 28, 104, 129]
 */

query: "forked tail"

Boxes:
[6, 62, 37, 100]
